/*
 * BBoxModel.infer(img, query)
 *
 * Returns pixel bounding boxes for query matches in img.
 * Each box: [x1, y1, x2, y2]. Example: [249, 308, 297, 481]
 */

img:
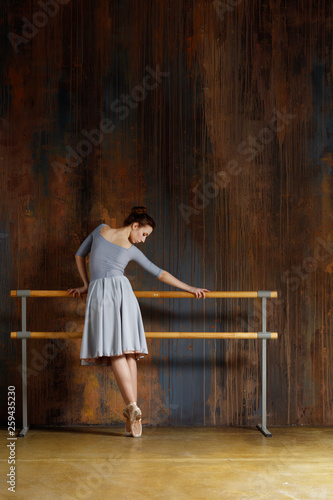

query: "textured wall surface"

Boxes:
[1, 0, 332, 427]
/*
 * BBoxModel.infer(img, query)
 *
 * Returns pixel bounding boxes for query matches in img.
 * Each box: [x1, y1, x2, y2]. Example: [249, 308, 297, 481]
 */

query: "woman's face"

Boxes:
[130, 224, 153, 245]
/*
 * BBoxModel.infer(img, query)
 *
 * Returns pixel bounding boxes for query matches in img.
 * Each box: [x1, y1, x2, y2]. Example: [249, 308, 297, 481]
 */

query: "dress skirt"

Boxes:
[80, 270, 148, 366]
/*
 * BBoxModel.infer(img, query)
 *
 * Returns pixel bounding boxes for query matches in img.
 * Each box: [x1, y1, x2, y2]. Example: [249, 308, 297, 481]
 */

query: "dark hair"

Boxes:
[123, 206, 156, 230]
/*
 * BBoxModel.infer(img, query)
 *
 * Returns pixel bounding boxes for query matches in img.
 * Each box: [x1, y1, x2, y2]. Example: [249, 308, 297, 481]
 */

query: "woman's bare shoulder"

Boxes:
[99, 225, 133, 248]
[99, 224, 112, 233]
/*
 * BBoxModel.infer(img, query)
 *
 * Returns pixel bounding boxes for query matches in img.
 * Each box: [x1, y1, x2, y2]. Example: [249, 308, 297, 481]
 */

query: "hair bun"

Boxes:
[131, 206, 147, 214]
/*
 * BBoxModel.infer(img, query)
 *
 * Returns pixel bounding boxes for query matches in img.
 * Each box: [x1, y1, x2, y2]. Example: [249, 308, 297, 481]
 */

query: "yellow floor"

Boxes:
[1, 426, 332, 499]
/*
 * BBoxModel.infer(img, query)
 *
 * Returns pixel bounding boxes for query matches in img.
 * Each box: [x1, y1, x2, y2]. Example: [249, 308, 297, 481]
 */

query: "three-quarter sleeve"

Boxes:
[131, 247, 163, 278]
[75, 224, 105, 258]
[75, 232, 93, 258]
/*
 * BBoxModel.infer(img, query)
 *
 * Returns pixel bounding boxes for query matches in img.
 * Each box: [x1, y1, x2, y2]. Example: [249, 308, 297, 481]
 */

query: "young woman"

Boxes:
[67, 206, 210, 438]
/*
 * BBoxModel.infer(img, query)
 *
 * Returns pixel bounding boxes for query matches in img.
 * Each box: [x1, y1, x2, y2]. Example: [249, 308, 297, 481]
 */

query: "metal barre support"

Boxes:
[18, 296, 29, 437]
[256, 297, 272, 437]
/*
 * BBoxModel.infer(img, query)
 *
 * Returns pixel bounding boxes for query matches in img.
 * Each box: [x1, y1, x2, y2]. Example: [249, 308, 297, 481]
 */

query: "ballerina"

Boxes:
[67, 206, 210, 437]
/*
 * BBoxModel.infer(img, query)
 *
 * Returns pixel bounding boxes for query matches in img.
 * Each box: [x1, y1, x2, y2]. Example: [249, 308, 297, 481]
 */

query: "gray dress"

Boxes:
[75, 223, 163, 366]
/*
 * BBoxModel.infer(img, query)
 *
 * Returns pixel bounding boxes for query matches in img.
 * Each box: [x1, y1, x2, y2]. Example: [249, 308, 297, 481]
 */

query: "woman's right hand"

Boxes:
[187, 286, 211, 299]
[67, 285, 88, 300]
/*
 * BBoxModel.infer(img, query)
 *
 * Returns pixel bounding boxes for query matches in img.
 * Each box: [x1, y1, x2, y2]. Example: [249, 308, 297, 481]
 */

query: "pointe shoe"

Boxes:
[125, 418, 131, 437]
[123, 402, 142, 421]
[132, 417, 142, 438]
[123, 402, 142, 438]
[124, 409, 141, 436]
[125, 416, 142, 437]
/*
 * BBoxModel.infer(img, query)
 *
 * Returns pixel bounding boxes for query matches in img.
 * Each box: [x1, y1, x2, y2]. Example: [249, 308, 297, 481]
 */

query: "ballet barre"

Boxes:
[10, 289, 278, 437]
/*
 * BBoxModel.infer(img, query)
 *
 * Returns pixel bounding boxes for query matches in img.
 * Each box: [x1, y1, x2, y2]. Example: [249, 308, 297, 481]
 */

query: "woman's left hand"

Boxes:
[187, 286, 211, 299]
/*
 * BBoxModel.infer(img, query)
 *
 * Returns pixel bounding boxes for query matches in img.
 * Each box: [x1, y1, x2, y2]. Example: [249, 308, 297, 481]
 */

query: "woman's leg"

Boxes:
[124, 354, 141, 435]
[111, 355, 136, 405]
[125, 353, 137, 402]
[111, 353, 141, 436]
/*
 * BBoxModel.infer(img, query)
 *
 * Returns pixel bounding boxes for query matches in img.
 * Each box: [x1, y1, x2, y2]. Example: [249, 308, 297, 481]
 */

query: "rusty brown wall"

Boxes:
[1, 0, 332, 428]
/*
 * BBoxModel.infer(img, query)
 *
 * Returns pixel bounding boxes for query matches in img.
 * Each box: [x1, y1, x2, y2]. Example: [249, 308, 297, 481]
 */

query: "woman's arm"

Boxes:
[75, 255, 90, 287]
[67, 255, 90, 299]
[157, 270, 210, 299]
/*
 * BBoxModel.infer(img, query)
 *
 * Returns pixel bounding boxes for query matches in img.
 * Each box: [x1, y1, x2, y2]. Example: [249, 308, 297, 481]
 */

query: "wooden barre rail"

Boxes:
[11, 331, 278, 339]
[10, 290, 278, 298]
